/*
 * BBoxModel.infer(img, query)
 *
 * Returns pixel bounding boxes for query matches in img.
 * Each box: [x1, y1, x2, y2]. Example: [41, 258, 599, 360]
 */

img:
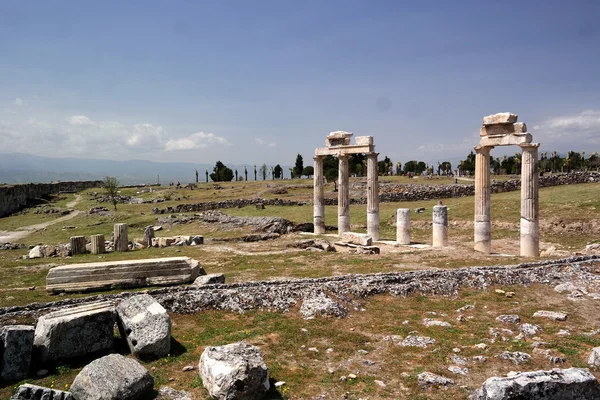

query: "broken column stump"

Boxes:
[90, 234, 105, 254]
[114, 223, 128, 252]
[70, 236, 87, 255]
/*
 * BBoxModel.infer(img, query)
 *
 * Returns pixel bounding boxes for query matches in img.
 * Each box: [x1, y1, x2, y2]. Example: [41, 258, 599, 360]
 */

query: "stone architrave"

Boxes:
[520, 143, 540, 257]
[366, 152, 380, 241]
[474, 146, 492, 253]
[396, 208, 411, 245]
[114, 223, 128, 252]
[432, 205, 448, 247]
[0, 325, 34, 381]
[116, 294, 171, 359]
[70, 236, 86, 255]
[338, 155, 350, 234]
[33, 301, 116, 362]
[90, 234, 105, 255]
[313, 156, 325, 234]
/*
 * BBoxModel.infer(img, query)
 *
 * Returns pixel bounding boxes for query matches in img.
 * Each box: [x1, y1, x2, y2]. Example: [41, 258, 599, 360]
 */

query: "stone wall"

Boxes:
[154, 198, 306, 214]
[0, 181, 103, 218]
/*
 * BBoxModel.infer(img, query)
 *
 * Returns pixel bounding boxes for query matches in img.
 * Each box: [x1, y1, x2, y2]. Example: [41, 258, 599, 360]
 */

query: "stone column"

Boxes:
[396, 208, 411, 245]
[338, 155, 350, 234]
[313, 156, 325, 234]
[520, 144, 540, 257]
[90, 234, 105, 254]
[114, 223, 129, 252]
[366, 152, 380, 241]
[70, 236, 87, 255]
[474, 146, 492, 253]
[432, 205, 448, 247]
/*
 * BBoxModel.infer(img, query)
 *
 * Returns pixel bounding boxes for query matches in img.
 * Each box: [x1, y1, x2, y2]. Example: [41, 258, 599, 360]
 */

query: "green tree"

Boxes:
[260, 164, 268, 180]
[273, 164, 283, 179]
[323, 155, 339, 190]
[303, 166, 314, 178]
[103, 176, 119, 211]
[293, 154, 304, 178]
[325, 168, 338, 191]
[209, 161, 234, 182]
[460, 151, 476, 175]
[377, 156, 393, 175]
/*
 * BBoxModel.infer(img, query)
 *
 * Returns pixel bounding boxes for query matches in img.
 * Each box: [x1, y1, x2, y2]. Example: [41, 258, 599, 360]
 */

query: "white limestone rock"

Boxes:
[199, 341, 270, 400]
[0, 325, 34, 381]
[192, 273, 225, 286]
[399, 335, 436, 348]
[423, 318, 452, 327]
[33, 301, 115, 362]
[471, 368, 600, 400]
[417, 372, 455, 389]
[116, 294, 171, 359]
[300, 292, 347, 319]
[340, 232, 373, 246]
[533, 310, 567, 321]
[155, 386, 192, 400]
[482, 112, 518, 126]
[70, 354, 154, 400]
[496, 314, 520, 324]
[588, 347, 600, 367]
[28, 246, 43, 259]
[499, 351, 532, 365]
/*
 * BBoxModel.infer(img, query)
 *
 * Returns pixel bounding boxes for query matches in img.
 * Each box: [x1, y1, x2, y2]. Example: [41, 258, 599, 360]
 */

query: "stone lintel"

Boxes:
[328, 131, 353, 139]
[479, 133, 532, 147]
[326, 137, 351, 147]
[482, 112, 518, 126]
[315, 144, 375, 156]
[480, 122, 527, 136]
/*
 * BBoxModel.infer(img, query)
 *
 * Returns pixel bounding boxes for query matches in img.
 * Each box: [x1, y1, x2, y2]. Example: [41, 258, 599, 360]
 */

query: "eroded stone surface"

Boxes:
[588, 347, 600, 367]
[300, 292, 347, 319]
[533, 310, 567, 321]
[1, 325, 34, 381]
[193, 273, 225, 286]
[340, 232, 373, 246]
[496, 314, 520, 324]
[417, 372, 455, 389]
[10, 383, 73, 400]
[482, 112, 518, 126]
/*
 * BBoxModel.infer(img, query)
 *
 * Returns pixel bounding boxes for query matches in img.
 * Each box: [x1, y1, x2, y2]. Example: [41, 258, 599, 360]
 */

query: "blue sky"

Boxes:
[1, 0, 599, 167]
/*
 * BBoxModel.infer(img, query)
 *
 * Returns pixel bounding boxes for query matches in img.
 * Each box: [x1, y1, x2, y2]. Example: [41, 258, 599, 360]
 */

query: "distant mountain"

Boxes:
[0, 153, 291, 185]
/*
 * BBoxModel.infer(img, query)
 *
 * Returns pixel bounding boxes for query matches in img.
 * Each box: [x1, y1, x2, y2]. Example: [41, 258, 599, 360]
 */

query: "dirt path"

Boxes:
[0, 195, 82, 243]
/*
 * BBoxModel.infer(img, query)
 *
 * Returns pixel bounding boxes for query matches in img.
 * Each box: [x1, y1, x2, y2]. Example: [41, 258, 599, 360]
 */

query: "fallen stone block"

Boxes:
[418, 371, 455, 389]
[46, 256, 202, 293]
[157, 237, 176, 247]
[70, 354, 154, 400]
[10, 383, 73, 400]
[28, 246, 43, 259]
[193, 273, 225, 286]
[116, 294, 171, 359]
[589, 347, 600, 367]
[340, 232, 373, 246]
[33, 301, 115, 362]
[1, 325, 34, 381]
[334, 242, 380, 254]
[471, 368, 600, 399]
[482, 112, 518, 126]
[199, 341, 270, 400]
[533, 310, 567, 321]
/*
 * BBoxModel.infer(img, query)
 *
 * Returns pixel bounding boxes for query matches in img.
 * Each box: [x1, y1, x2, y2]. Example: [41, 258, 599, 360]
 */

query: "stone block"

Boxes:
[355, 136, 373, 145]
[327, 131, 353, 139]
[1, 325, 34, 381]
[479, 133, 532, 147]
[193, 273, 225, 286]
[46, 256, 202, 293]
[116, 294, 171, 359]
[340, 232, 373, 246]
[326, 131, 353, 147]
[33, 301, 115, 362]
[482, 112, 518, 126]
[10, 383, 73, 400]
[199, 341, 270, 400]
[158, 237, 176, 247]
[588, 347, 600, 366]
[70, 354, 154, 400]
[480, 122, 527, 136]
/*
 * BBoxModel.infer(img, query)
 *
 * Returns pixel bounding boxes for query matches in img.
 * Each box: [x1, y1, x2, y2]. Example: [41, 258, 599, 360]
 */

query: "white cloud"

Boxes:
[68, 115, 94, 125]
[255, 138, 276, 147]
[164, 132, 230, 151]
[532, 110, 600, 144]
[14, 98, 23, 106]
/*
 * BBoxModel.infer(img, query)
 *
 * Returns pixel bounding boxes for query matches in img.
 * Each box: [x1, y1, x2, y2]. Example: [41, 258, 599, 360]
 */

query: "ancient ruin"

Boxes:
[314, 132, 380, 240]
[474, 112, 540, 257]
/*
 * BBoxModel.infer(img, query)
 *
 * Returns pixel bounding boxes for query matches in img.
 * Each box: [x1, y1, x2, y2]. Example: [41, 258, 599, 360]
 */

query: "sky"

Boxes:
[1, 0, 600, 168]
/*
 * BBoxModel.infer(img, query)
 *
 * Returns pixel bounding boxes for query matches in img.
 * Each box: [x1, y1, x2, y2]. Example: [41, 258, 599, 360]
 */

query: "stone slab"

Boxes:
[116, 294, 171, 359]
[327, 131, 353, 139]
[1, 325, 34, 381]
[193, 273, 226, 286]
[480, 122, 527, 136]
[479, 133, 532, 147]
[46, 256, 202, 294]
[33, 301, 115, 362]
[340, 232, 373, 246]
[482, 112, 518, 126]
[10, 383, 73, 400]
[315, 144, 374, 156]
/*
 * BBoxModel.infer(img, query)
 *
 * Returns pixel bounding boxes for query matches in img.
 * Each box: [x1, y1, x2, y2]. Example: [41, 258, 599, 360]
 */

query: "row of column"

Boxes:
[313, 152, 379, 240]
[474, 144, 539, 257]
[396, 206, 448, 247]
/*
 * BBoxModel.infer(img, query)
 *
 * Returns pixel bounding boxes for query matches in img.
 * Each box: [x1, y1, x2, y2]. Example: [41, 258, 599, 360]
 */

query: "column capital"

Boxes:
[474, 145, 494, 155]
[519, 143, 540, 151]
[313, 155, 324, 161]
[338, 154, 349, 160]
[367, 152, 379, 157]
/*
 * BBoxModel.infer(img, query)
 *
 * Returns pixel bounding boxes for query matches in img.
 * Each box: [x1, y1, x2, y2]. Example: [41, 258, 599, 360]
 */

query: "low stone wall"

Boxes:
[154, 198, 306, 214]
[0, 181, 103, 218]
[1, 255, 597, 324]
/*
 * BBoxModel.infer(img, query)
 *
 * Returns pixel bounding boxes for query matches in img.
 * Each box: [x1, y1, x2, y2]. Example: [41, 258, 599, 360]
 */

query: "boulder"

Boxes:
[70, 354, 154, 400]
[496, 314, 520, 324]
[28, 246, 43, 259]
[588, 347, 600, 367]
[471, 368, 600, 399]
[33, 301, 115, 362]
[116, 294, 171, 359]
[10, 383, 73, 400]
[499, 351, 532, 365]
[193, 273, 225, 286]
[199, 341, 270, 400]
[1, 325, 35, 381]
[340, 232, 372, 246]
[300, 292, 348, 319]
[533, 310, 567, 321]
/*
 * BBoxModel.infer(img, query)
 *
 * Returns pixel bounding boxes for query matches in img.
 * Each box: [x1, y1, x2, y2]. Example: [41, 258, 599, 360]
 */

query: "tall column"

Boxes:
[396, 208, 411, 245]
[313, 156, 325, 234]
[114, 223, 129, 252]
[474, 146, 492, 253]
[366, 152, 380, 241]
[520, 144, 540, 257]
[338, 155, 350, 234]
[432, 205, 448, 247]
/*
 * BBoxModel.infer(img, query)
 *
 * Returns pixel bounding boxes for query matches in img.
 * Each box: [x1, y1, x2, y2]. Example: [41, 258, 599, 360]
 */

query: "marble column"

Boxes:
[338, 155, 350, 234]
[396, 208, 411, 245]
[432, 205, 448, 247]
[366, 152, 380, 241]
[474, 146, 492, 253]
[313, 156, 325, 234]
[520, 144, 540, 257]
